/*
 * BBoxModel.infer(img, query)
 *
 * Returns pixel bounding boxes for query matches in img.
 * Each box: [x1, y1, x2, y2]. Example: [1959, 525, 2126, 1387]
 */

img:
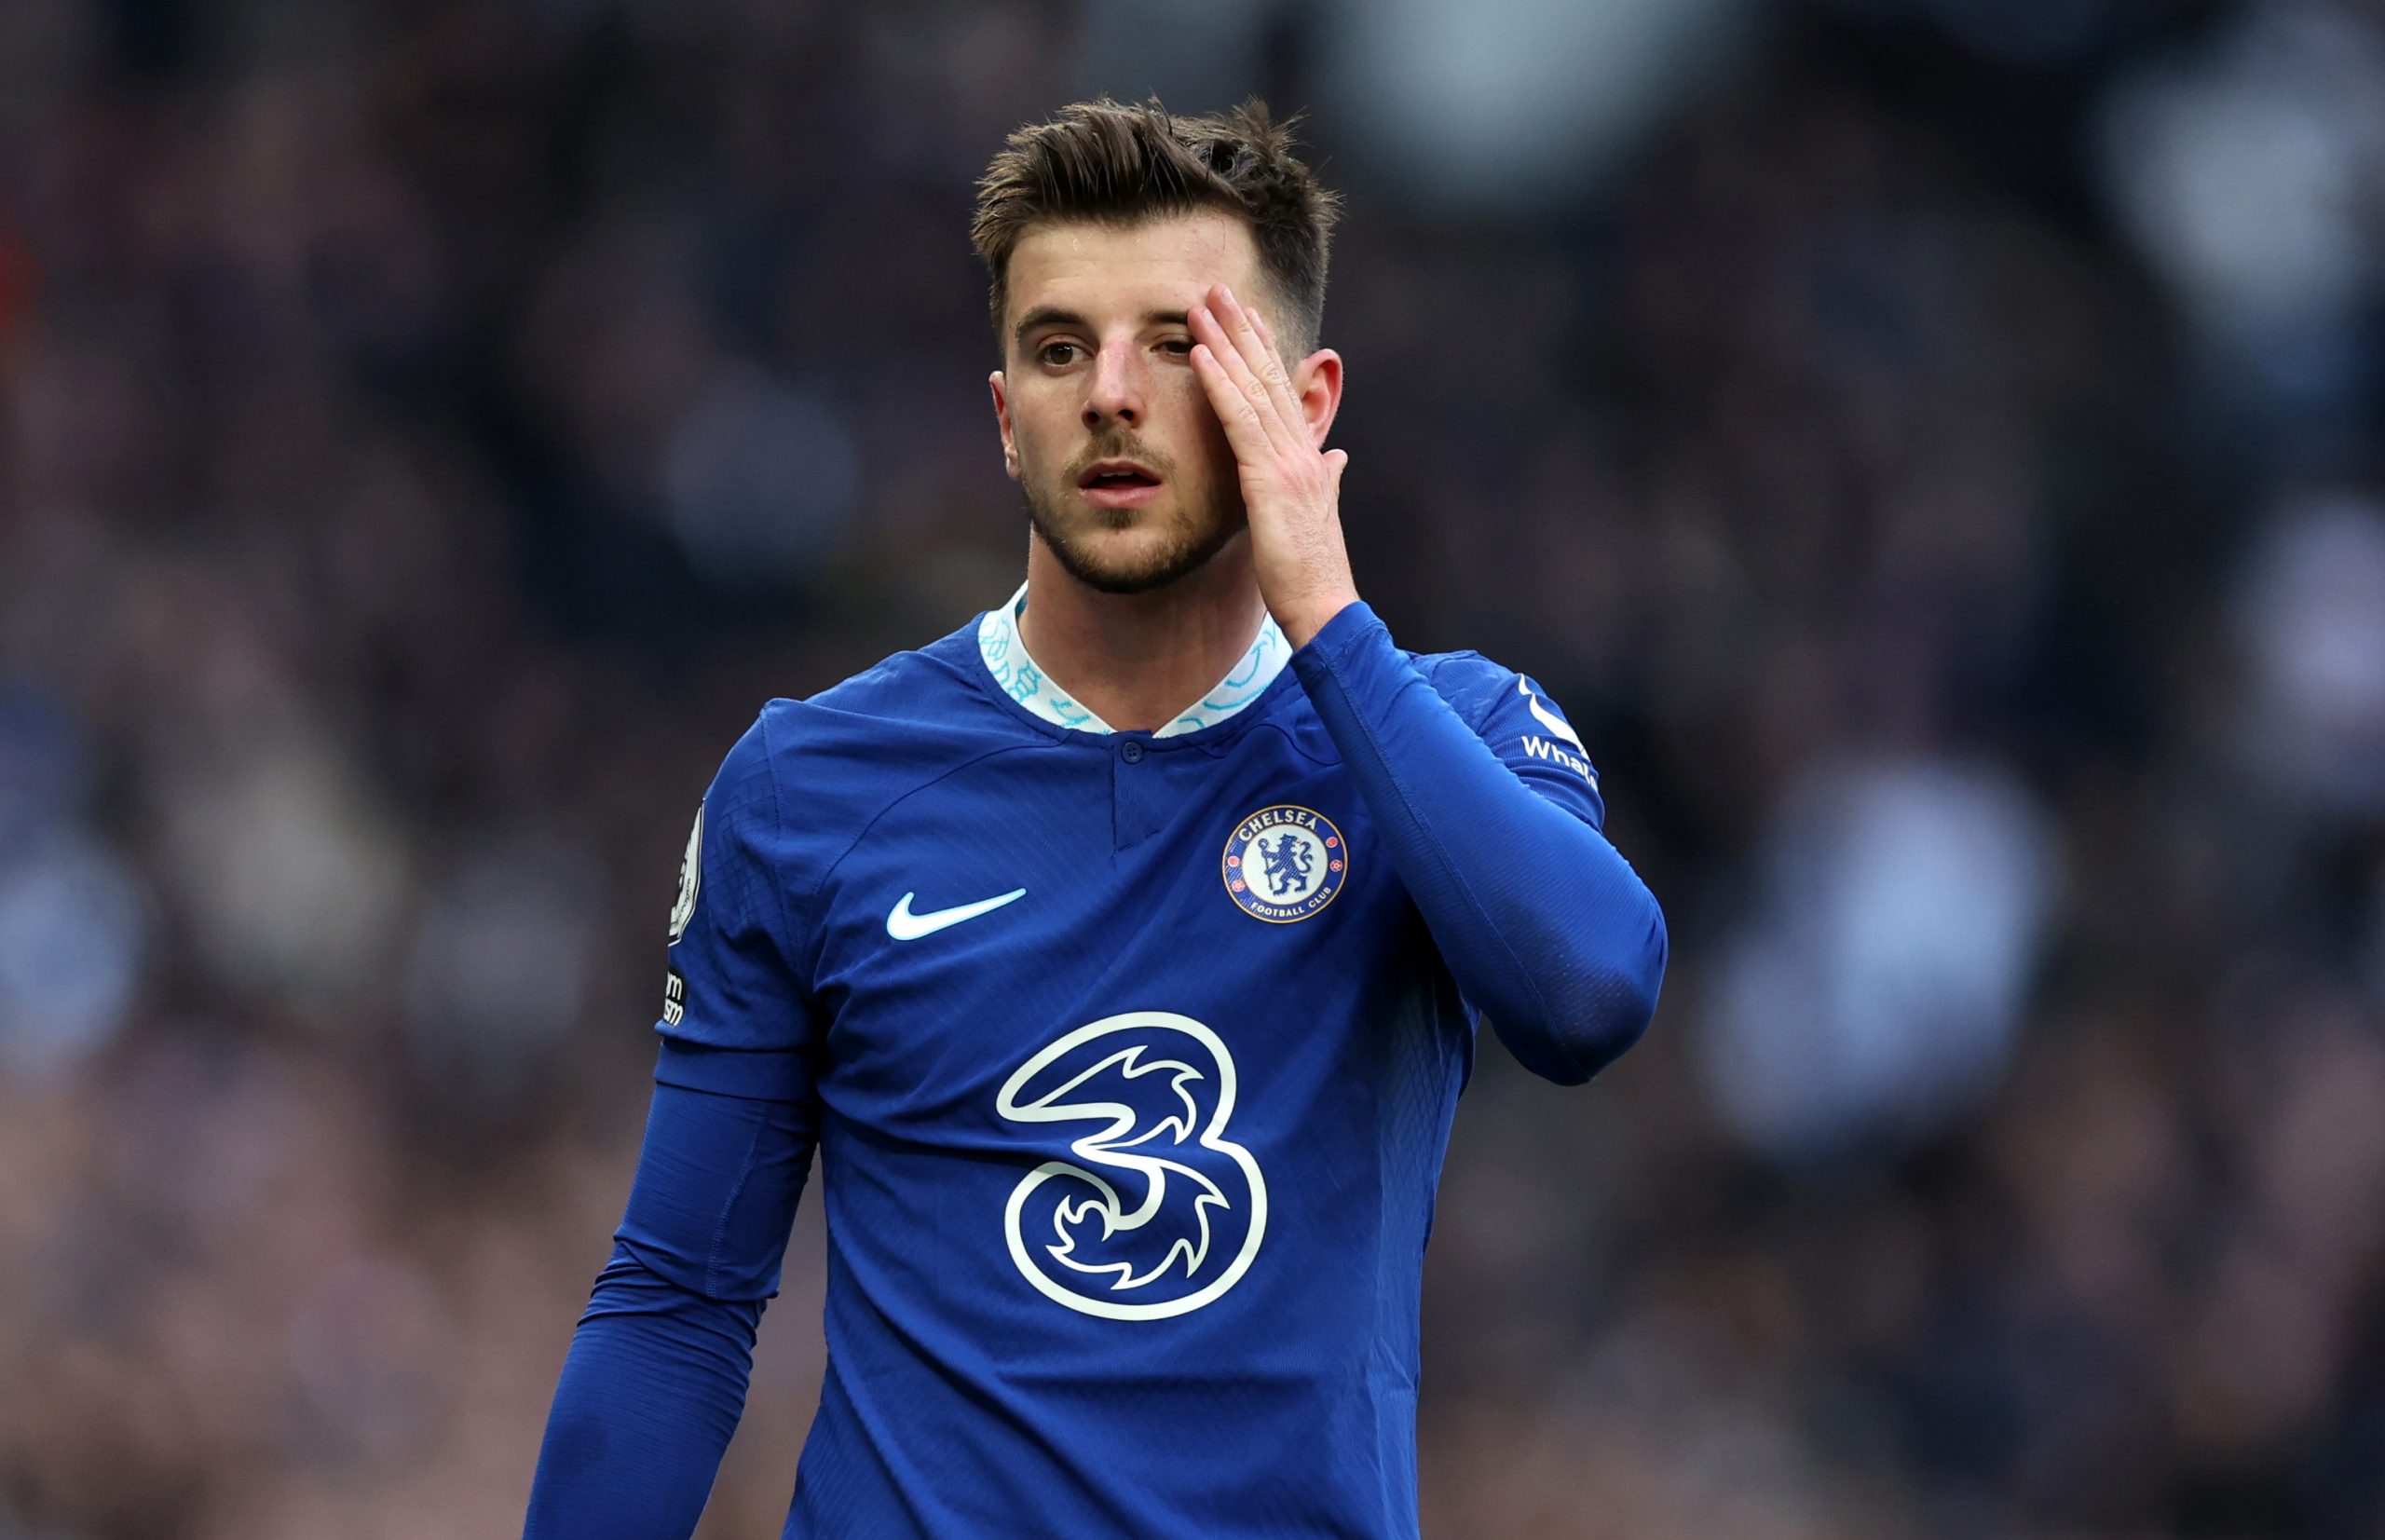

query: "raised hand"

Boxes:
[1188, 283, 1356, 649]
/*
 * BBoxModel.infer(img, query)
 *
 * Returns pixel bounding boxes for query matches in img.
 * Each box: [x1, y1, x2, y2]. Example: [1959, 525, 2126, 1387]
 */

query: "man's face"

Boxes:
[990, 211, 1270, 594]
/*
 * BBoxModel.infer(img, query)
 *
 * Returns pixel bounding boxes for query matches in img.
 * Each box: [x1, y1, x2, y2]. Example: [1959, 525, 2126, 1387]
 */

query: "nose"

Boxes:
[1081, 339, 1145, 431]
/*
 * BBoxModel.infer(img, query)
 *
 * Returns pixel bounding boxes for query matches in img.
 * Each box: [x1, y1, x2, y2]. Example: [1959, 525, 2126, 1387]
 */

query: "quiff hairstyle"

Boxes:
[971, 98, 1342, 357]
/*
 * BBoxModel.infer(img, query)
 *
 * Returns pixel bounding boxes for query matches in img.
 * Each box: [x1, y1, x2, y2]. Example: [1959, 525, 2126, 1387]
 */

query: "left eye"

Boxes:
[1159, 338, 1192, 357]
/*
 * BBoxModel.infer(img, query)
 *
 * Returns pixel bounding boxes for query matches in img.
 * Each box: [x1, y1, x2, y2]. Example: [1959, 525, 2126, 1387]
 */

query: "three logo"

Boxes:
[988, 804, 1344, 1319]
[996, 1012, 1267, 1320]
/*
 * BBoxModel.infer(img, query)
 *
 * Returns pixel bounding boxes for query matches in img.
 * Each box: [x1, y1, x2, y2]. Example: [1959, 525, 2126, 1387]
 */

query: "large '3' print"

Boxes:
[996, 1012, 1268, 1320]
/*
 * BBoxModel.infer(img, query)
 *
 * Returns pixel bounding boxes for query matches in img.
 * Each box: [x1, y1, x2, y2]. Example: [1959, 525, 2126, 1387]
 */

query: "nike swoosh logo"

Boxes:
[1518, 676, 1587, 753]
[886, 887, 1028, 941]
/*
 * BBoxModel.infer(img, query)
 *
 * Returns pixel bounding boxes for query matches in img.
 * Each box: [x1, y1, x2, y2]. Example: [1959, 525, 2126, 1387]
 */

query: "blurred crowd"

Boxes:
[5, 0, 2385, 1535]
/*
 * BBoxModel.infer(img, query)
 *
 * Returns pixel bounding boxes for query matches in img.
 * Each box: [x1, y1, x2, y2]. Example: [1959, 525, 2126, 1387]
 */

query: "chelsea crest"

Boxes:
[1222, 804, 1347, 923]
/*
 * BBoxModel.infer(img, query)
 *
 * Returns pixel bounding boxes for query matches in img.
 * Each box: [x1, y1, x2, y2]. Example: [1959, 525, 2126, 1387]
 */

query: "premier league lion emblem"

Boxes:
[1221, 804, 1347, 922]
[668, 800, 703, 944]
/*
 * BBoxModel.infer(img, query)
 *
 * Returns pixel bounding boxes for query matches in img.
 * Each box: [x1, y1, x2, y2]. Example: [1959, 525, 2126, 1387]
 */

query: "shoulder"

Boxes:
[771, 616, 1039, 773]
[1405, 644, 1605, 814]
[795, 619, 989, 722]
[1404, 647, 1538, 731]
[715, 616, 1050, 879]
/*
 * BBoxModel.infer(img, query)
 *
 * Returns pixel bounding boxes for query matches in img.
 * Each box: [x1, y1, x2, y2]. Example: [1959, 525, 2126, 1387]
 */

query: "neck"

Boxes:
[1015, 534, 1271, 733]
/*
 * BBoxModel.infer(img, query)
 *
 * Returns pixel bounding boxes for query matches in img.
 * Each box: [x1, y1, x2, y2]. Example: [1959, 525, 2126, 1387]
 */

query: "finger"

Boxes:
[1189, 304, 1298, 457]
[1203, 287, 1304, 455]
[1213, 286, 1306, 442]
[1241, 304, 1306, 433]
[1188, 299, 1279, 429]
[1188, 340, 1277, 466]
[1249, 306, 1331, 450]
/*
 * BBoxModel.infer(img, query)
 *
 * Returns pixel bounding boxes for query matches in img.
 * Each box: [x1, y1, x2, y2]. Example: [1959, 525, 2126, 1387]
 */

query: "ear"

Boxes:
[1288, 348, 1343, 450]
[988, 370, 1020, 483]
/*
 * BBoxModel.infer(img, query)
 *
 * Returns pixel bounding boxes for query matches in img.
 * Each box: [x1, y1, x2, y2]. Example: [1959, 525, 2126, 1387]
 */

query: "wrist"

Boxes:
[1277, 590, 1361, 650]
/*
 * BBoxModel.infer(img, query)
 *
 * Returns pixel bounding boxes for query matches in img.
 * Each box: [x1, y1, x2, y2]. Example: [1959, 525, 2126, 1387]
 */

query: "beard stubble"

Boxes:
[1020, 435, 1244, 596]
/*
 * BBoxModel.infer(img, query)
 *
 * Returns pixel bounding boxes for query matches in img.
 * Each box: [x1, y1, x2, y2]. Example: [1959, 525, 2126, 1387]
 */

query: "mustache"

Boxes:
[1063, 433, 1176, 483]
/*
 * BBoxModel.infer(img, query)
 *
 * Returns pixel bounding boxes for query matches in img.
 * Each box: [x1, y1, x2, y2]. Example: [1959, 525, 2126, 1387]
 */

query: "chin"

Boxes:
[1028, 490, 1238, 596]
[1053, 531, 1210, 595]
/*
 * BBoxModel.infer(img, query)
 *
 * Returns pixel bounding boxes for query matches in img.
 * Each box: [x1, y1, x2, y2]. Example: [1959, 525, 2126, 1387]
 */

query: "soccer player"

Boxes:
[525, 99, 1667, 1539]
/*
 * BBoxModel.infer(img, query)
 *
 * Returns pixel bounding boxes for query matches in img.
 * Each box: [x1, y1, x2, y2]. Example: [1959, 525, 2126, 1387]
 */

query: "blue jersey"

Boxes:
[529, 599, 1666, 1540]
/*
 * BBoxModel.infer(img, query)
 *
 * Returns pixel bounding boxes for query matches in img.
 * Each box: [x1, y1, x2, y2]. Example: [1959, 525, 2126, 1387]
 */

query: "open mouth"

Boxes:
[1078, 462, 1161, 491]
[1076, 459, 1164, 509]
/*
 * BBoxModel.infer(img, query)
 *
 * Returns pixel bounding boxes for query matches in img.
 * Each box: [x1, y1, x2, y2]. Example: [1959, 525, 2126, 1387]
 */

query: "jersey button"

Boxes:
[1121, 740, 1145, 764]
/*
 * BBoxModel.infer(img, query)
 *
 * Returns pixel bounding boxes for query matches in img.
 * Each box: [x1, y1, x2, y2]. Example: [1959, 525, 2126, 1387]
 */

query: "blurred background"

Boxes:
[4, 0, 2385, 1534]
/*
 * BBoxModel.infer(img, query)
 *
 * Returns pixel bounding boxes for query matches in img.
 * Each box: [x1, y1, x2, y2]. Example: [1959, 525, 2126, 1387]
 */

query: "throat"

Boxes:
[1010, 548, 1277, 735]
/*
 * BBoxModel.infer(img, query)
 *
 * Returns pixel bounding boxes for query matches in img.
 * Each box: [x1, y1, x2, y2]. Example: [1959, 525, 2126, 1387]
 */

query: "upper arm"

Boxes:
[659, 707, 822, 1103]
[612, 1071, 819, 1303]
[1425, 653, 1608, 831]
[1421, 652, 1663, 1072]
[620, 706, 829, 1299]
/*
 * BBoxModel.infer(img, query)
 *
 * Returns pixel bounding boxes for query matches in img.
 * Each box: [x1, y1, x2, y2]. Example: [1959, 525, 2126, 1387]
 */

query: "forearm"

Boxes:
[525, 1058, 816, 1537]
[1290, 604, 1668, 1083]
[525, 1244, 763, 1540]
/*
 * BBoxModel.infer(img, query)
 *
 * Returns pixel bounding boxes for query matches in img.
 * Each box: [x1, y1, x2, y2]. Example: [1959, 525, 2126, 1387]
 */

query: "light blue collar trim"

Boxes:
[976, 581, 1291, 739]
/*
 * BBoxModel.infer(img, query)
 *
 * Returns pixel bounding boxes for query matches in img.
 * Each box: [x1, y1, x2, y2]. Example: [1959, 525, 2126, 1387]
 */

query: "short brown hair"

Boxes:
[972, 98, 1342, 356]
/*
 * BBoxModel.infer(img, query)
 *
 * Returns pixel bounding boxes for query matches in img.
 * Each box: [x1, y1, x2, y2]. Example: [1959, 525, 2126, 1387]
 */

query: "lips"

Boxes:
[1077, 459, 1161, 490]
[1076, 457, 1164, 511]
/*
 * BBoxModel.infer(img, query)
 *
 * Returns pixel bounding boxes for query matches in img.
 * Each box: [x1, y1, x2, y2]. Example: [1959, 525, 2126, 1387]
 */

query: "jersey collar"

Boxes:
[976, 581, 1291, 739]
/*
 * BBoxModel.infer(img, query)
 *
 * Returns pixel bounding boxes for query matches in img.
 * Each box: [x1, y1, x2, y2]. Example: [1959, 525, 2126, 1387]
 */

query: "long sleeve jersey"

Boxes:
[526, 598, 1667, 1539]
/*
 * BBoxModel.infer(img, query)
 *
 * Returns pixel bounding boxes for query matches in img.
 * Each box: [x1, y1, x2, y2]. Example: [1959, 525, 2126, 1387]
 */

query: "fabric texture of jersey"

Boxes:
[526, 600, 1667, 1540]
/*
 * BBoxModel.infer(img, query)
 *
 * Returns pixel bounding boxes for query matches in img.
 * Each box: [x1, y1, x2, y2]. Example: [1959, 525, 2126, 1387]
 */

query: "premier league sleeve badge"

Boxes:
[668, 800, 704, 944]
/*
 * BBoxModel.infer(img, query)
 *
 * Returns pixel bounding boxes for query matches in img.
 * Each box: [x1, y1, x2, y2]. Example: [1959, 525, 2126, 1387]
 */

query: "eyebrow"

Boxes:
[1012, 307, 1192, 349]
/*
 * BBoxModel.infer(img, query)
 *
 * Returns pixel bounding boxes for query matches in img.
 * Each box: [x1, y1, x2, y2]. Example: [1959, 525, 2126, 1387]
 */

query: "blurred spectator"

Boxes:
[0, 825, 149, 1083]
[2230, 489, 2385, 817]
[1700, 755, 2058, 1162]
[1314, 0, 1753, 210]
[661, 365, 861, 587]
[2097, 3, 2385, 431]
[402, 833, 603, 1108]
